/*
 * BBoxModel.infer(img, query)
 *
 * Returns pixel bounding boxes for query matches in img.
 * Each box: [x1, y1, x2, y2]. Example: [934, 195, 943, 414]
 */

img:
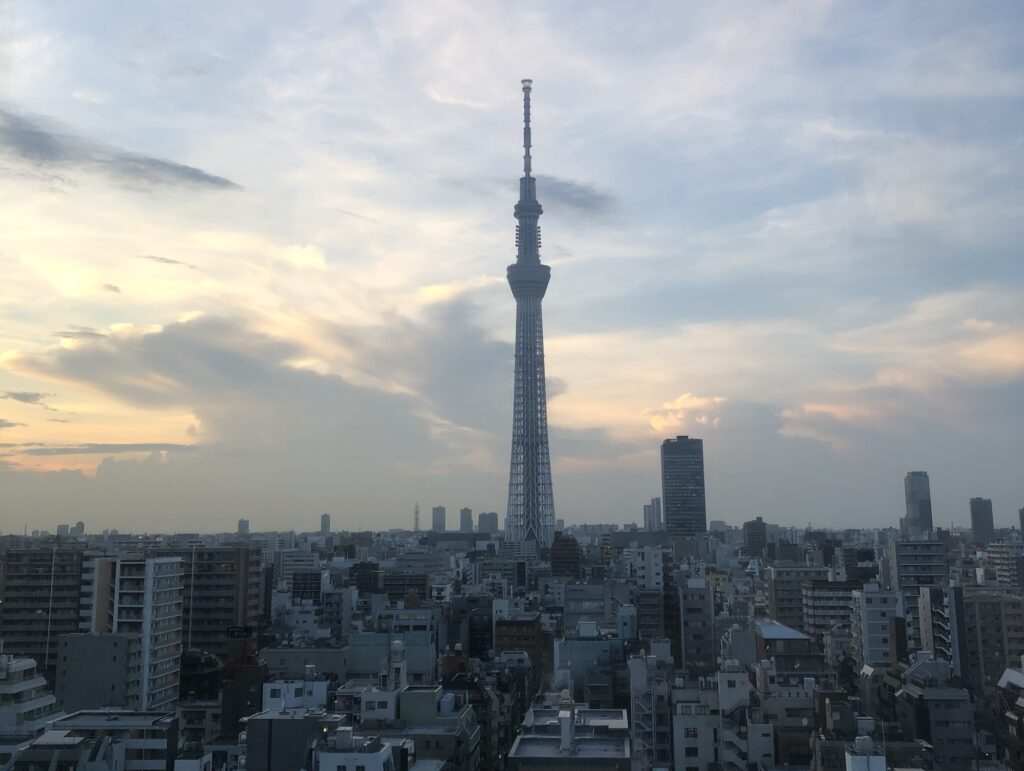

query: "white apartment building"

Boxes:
[850, 583, 904, 670]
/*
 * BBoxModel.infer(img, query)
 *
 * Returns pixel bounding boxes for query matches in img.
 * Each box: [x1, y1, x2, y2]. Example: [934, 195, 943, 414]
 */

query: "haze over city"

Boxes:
[2, 1, 1024, 533]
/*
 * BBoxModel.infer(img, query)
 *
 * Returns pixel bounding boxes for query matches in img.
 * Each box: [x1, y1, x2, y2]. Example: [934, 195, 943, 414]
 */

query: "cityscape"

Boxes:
[2, 3, 1024, 771]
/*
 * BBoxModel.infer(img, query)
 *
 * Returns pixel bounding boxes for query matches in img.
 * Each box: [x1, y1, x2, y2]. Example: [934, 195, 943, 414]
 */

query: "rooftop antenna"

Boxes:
[521, 78, 533, 178]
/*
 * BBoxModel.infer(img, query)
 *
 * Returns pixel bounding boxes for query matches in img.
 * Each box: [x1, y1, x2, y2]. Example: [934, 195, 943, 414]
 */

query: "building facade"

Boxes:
[660, 436, 707, 536]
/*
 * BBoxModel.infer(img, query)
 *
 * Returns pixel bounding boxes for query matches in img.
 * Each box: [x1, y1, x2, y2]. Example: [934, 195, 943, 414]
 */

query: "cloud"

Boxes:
[1, 313, 499, 523]
[2, 391, 52, 406]
[17, 442, 195, 456]
[0, 419, 25, 429]
[443, 174, 614, 219]
[54, 326, 105, 340]
[0, 107, 239, 191]
[137, 254, 199, 270]
[101, 283, 122, 293]
[536, 174, 614, 216]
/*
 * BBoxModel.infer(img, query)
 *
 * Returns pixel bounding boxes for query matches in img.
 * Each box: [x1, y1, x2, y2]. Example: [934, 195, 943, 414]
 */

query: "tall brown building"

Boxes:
[0, 546, 87, 681]
[150, 544, 261, 658]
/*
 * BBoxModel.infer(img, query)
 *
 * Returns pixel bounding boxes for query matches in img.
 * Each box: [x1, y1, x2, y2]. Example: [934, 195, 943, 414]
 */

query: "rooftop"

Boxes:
[756, 620, 810, 641]
[509, 735, 630, 759]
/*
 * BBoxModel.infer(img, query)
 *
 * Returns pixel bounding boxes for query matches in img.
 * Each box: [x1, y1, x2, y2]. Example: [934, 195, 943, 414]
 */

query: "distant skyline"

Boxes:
[2, 1, 1023, 532]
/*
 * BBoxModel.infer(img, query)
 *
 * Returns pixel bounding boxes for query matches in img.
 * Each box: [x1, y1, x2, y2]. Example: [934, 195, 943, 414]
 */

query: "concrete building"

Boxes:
[995, 662, 1024, 768]
[892, 653, 974, 769]
[960, 588, 1024, 692]
[56, 633, 141, 711]
[623, 544, 666, 590]
[628, 653, 673, 769]
[850, 583, 904, 669]
[678, 576, 715, 678]
[0, 547, 87, 681]
[78, 555, 184, 711]
[321, 512, 331, 535]
[0, 654, 61, 762]
[151, 544, 262, 658]
[801, 580, 860, 650]
[377, 686, 481, 771]
[554, 623, 624, 707]
[766, 563, 828, 631]
[988, 540, 1024, 588]
[495, 613, 552, 693]
[671, 661, 774, 771]
[970, 497, 996, 545]
[886, 539, 948, 651]
[315, 729, 420, 771]
[660, 436, 707, 535]
[242, 708, 345, 771]
[10, 710, 179, 771]
[563, 582, 613, 631]
[432, 505, 447, 533]
[507, 696, 630, 771]
[460, 507, 474, 533]
[634, 588, 665, 640]
[275, 548, 318, 591]
[237, 518, 250, 536]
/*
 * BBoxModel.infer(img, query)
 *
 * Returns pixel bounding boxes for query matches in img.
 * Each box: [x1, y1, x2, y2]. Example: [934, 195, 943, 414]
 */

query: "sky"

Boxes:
[1, 0, 1023, 534]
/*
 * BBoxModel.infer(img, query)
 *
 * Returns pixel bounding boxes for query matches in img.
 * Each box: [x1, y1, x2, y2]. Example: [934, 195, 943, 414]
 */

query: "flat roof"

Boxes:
[510, 735, 629, 758]
[756, 620, 810, 640]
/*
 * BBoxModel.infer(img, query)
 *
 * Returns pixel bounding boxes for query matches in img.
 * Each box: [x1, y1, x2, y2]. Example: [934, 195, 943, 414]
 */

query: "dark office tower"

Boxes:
[504, 79, 556, 550]
[1020, 507, 1024, 533]
[478, 511, 500, 535]
[432, 505, 446, 533]
[970, 497, 996, 545]
[661, 436, 707, 535]
[460, 507, 474, 533]
[550, 531, 583, 579]
[902, 471, 933, 537]
[743, 516, 768, 557]
[320, 512, 331, 535]
[237, 518, 250, 536]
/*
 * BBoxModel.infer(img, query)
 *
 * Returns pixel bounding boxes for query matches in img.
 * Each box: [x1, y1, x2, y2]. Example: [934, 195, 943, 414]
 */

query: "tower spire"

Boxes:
[522, 78, 533, 178]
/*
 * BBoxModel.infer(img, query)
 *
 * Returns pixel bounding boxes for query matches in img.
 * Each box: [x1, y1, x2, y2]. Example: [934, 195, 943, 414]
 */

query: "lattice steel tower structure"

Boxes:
[504, 78, 556, 549]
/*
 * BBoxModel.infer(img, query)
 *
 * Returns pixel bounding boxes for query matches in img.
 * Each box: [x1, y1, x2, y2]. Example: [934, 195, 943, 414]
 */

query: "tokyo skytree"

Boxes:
[504, 79, 555, 549]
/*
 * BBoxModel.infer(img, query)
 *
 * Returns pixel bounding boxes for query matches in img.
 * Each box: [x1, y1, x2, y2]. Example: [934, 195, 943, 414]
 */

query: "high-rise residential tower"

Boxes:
[902, 471, 933, 538]
[970, 497, 995, 545]
[460, 507, 473, 533]
[642, 497, 663, 531]
[320, 512, 331, 535]
[660, 436, 707, 535]
[504, 79, 556, 549]
[432, 505, 446, 533]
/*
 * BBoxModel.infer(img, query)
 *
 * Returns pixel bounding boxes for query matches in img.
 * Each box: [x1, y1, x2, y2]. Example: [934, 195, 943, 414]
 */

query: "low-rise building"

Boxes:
[507, 695, 630, 771]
